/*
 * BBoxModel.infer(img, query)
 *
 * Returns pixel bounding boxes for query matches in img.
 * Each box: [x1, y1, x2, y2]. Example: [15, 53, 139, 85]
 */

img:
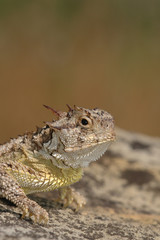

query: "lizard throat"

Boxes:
[51, 142, 110, 168]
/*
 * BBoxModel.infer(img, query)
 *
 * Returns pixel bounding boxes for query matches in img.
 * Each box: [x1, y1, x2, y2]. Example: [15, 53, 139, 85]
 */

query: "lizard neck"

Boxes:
[31, 125, 55, 150]
[30, 125, 70, 169]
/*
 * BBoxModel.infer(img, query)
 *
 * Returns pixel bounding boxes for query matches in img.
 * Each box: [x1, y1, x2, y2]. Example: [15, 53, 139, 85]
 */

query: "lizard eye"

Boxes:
[79, 116, 92, 128]
[81, 118, 88, 125]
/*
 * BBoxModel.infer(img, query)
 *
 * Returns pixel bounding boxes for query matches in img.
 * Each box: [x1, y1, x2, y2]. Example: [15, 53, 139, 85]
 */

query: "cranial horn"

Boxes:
[66, 104, 73, 111]
[74, 105, 81, 111]
[43, 104, 68, 119]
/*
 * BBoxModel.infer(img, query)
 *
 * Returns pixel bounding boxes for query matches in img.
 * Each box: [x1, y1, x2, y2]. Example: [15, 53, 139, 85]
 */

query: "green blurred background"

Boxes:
[0, 0, 160, 143]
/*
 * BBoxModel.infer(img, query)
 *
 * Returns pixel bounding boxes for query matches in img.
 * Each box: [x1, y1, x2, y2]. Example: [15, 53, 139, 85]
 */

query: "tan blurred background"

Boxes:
[0, 0, 160, 143]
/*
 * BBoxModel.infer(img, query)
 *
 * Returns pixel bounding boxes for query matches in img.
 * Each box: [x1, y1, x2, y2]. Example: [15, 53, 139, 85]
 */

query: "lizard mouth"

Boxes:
[64, 141, 109, 153]
[64, 133, 116, 153]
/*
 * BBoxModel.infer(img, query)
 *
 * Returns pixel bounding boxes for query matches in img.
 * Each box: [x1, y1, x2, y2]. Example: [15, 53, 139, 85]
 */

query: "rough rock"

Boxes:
[0, 128, 160, 240]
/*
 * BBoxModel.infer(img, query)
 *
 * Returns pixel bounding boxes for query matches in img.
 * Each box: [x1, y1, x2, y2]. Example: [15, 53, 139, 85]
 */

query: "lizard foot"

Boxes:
[21, 200, 49, 224]
[57, 187, 86, 211]
[0, 165, 49, 224]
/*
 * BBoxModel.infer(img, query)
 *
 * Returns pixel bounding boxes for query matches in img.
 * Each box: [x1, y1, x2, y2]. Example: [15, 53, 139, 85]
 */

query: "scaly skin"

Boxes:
[0, 105, 115, 224]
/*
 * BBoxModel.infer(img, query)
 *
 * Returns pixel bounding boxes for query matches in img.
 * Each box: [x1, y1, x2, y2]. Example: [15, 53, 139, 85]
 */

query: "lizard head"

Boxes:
[43, 105, 116, 168]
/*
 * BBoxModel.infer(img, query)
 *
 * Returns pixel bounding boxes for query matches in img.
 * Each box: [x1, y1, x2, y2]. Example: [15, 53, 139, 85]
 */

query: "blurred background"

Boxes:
[0, 0, 160, 143]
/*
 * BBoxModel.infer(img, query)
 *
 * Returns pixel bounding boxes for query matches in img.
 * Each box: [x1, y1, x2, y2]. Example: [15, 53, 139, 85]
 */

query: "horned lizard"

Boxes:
[0, 105, 115, 224]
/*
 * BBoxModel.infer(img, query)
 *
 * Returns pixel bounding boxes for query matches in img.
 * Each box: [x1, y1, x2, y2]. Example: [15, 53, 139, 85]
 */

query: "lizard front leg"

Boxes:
[0, 167, 48, 224]
[57, 186, 86, 211]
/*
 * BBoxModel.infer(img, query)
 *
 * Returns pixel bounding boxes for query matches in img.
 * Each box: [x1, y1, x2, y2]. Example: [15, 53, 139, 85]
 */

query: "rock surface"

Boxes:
[0, 128, 160, 240]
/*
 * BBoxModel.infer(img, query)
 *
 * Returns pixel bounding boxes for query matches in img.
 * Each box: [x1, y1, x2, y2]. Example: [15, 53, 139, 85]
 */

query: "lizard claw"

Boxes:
[21, 201, 49, 224]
